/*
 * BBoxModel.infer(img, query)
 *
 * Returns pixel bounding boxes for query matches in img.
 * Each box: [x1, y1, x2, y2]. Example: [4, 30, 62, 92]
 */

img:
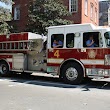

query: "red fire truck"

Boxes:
[0, 23, 110, 84]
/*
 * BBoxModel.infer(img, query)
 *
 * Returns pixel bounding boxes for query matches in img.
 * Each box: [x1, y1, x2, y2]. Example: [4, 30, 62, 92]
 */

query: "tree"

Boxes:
[27, 0, 72, 35]
[0, 0, 12, 35]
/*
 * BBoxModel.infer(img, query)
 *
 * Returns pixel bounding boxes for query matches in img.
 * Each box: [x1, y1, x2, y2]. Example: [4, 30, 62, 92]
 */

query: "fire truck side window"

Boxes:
[83, 32, 100, 47]
[66, 33, 74, 48]
[7, 43, 10, 49]
[51, 34, 64, 48]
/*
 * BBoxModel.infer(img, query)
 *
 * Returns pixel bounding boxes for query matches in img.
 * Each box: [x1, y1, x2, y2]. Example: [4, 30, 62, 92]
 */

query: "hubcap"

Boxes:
[0, 64, 7, 74]
[66, 67, 78, 81]
[2, 65, 6, 72]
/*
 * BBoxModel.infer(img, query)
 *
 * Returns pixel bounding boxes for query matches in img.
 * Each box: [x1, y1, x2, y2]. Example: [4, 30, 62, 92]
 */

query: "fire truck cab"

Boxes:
[47, 23, 110, 84]
[1, 23, 110, 84]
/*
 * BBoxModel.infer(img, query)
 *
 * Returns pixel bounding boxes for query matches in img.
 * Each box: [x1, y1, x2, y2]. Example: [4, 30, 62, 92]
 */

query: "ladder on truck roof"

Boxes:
[0, 40, 33, 51]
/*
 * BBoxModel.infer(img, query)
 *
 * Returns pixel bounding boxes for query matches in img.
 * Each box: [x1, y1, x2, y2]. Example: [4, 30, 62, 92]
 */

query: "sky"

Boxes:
[0, 1, 11, 11]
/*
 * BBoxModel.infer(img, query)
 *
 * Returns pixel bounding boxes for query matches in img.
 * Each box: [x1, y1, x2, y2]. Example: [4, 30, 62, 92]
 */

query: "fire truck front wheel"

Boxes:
[0, 61, 9, 76]
[61, 62, 84, 84]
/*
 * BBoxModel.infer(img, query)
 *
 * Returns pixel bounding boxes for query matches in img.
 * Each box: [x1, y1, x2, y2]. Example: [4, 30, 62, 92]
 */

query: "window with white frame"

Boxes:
[69, 0, 78, 13]
[14, 6, 20, 20]
[95, 8, 97, 23]
[85, 0, 88, 15]
[90, 4, 93, 19]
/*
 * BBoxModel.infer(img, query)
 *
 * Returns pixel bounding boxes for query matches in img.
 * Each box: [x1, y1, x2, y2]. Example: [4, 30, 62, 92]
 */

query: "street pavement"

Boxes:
[0, 73, 110, 110]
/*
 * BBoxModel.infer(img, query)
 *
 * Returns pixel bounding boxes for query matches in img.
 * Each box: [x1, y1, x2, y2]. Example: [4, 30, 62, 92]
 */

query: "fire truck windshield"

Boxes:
[104, 31, 110, 47]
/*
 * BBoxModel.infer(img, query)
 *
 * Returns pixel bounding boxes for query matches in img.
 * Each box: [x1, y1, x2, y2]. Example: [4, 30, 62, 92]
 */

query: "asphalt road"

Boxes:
[0, 73, 110, 110]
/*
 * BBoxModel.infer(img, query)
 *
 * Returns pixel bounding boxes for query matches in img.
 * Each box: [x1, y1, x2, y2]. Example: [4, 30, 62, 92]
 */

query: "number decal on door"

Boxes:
[54, 50, 60, 58]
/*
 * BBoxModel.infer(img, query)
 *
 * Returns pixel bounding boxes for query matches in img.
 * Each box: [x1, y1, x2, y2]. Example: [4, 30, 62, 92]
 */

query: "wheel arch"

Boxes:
[59, 58, 85, 77]
[0, 59, 10, 71]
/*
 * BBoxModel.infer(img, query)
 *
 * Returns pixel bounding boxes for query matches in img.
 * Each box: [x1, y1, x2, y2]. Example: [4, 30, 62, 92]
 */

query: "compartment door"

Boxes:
[12, 54, 24, 70]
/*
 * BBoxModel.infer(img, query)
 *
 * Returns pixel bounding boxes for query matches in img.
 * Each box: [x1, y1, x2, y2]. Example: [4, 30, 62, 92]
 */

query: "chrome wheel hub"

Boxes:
[66, 67, 78, 81]
[0, 64, 7, 74]
[2, 66, 6, 71]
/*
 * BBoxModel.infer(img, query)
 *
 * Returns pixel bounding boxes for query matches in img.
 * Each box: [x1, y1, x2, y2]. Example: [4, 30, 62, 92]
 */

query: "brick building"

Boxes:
[11, 0, 30, 32]
[12, 0, 99, 32]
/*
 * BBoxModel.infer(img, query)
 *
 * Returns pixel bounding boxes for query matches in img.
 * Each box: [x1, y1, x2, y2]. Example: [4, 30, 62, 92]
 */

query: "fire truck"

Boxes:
[0, 23, 110, 84]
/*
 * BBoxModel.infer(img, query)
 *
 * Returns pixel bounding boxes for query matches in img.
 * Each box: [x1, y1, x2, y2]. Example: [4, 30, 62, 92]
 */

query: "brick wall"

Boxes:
[11, 0, 99, 32]
[81, 0, 99, 25]
[63, 0, 82, 24]
[11, 0, 30, 32]
[63, 0, 99, 25]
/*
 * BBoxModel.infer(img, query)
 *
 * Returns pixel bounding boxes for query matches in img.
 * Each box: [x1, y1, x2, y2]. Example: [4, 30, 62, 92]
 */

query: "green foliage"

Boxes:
[27, 0, 72, 35]
[0, 0, 12, 35]
[0, 0, 11, 4]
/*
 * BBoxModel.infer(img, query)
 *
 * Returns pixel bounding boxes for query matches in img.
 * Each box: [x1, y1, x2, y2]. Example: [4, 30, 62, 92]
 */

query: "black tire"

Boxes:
[59, 74, 63, 81]
[0, 61, 9, 76]
[61, 62, 84, 84]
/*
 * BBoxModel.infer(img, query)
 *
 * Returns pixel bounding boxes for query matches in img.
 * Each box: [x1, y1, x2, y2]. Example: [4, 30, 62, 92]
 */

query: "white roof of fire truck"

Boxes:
[8, 32, 43, 40]
[48, 23, 110, 32]
[26, 32, 47, 41]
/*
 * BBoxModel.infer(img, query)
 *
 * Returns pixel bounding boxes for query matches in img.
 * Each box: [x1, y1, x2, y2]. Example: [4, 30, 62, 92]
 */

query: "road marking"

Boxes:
[0, 79, 7, 81]
[0, 79, 4, 81]
[8, 85, 16, 87]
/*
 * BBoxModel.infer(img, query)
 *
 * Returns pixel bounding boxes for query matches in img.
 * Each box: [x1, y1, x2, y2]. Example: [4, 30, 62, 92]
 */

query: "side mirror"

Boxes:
[104, 33, 110, 39]
[107, 39, 110, 46]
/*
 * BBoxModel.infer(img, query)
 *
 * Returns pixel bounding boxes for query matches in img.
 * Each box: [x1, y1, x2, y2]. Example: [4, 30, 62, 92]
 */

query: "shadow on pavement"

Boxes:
[82, 81, 110, 91]
[0, 73, 110, 90]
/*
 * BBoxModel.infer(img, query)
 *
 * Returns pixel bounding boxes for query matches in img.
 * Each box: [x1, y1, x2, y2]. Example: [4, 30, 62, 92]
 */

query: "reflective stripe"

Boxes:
[7, 58, 12, 62]
[47, 58, 64, 64]
[80, 59, 104, 65]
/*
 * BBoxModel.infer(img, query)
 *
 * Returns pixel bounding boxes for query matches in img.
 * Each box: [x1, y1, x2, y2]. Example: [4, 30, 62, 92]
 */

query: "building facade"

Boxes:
[63, 0, 99, 25]
[12, 0, 30, 32]
[99, 1, 109, 26]
[11, 0, 99, 32]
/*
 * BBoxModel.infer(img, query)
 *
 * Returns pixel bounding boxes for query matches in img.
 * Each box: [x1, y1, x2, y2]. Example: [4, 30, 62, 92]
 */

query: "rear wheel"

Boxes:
[0, 61, 10, 76]
[61, 62, 84, 84]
